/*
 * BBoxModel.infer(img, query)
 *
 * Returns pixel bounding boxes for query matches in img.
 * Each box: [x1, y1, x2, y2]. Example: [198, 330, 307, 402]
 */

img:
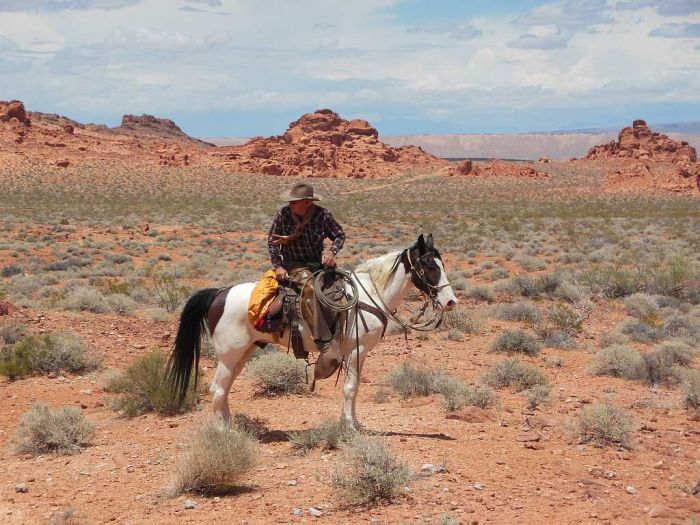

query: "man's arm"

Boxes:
[323, 209, 345, 260]
[267, 210, 284, 268]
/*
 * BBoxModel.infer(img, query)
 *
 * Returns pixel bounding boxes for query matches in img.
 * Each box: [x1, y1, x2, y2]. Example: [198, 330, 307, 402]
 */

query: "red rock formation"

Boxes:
[587, 119, 696, 163]
[0, 100, 30, 125]
[452, 159, 548, 178]
[586, 120, 699, 194]
[114, 114, 213, 148]
[210, 109, 447, 178]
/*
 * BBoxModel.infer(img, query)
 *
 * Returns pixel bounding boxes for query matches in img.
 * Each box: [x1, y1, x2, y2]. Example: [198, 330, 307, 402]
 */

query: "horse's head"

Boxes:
[404, 234, 458, 312]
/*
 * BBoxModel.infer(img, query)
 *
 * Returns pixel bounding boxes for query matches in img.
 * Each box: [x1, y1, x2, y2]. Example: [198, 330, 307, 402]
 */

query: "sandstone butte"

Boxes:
[452, 158, 549, 178]
[0, 101, 447, 177]
[585, 119, 700, 194]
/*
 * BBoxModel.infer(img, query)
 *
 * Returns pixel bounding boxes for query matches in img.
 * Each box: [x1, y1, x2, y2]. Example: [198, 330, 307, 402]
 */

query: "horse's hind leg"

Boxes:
[210, 344, 256, 424]
[341, 346, 367, 430]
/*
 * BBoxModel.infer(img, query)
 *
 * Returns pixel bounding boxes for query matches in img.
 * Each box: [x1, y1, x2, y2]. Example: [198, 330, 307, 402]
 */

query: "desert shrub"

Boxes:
[105, 253, 131, 265]
[489, 267, 509, 281]
[388, 363, 448, 398]
[246, 352, 306, 395]
[151, 272, 191, 313]
[466, 285, 494, 303]
[646, 257, 690, 297]
[0, 319, 27, 345]
[494, 301, 541, 324]
[231, 413, 269, 439]
[624, 293, 659, 323]
[491, 329, 541, 356]
[14, 404, 94, 455]
[106, 351, 199, 417]
[288, 420, 357, 454]
[482, 358, 549, 391]
[599, 330, 630, 347]
[547, 304, 584, 334]
[0, 332, 99, 380]
[679, 369, 700, 410]
[64, 286, 109, 314]
[582, 265, 642, 298]
[619, 318, 664, 343]
[1, 264, 23, 277]
[169, 420, 258, 496]
[571, 403, 634, 449]
[440, 377, 496, 411]
[442, 308, 481, 334]
[332, 435, 411, 505]
[644, 341, 695, 385]
[515, 255, 547, 271]
[446, 329, 464, 341]
[523, 385, 552, 411]
[554, 282, 583, 303]
[105, 293, 136, 315]
[589, 345, 647, 380]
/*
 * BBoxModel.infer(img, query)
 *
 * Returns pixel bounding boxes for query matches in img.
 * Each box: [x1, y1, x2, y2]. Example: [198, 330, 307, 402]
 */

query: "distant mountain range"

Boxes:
[203, 121, 700, 160]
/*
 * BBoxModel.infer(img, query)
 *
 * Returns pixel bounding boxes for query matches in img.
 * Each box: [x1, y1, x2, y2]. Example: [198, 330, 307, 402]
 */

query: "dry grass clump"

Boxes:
[14, 404, 94, 455]
[332, 434, 411, 506]
[63, 286, 110, 314]
[523, 385, 552, 411]
[570, 403, 634, 449]
[589, 345, 647, 380]
[168, 420, 258, 496]
[624, 293, 659, 323]
[246, 352, 307, 396]
[0, 332, 100, 380]
[490, 329, 541, 356]
[494, 301, 541, 323]
[439, 377, 497, 411]
[441, 307, 481, 334]
[0, 319, 27, 345]
[388, 362, 448, 398]
[106, 350, 199, 417]
[288, 420, 358, 454]
[482, 358, 549, 392]
[619, 318, 664, 343]
[679, 369, 700, 412]
[644, 341, 695, 385]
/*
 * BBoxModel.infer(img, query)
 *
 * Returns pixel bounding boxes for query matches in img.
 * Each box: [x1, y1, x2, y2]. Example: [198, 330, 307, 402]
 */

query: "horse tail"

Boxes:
[167, 287, 219, 408]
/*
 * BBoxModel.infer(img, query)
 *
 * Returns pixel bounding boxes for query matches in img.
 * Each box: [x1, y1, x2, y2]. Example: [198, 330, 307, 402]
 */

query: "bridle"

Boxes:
[402, 248, 451, 302]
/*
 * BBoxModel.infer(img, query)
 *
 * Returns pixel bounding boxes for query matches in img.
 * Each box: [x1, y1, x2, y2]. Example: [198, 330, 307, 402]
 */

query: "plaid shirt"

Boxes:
[268, 205, 345, 267]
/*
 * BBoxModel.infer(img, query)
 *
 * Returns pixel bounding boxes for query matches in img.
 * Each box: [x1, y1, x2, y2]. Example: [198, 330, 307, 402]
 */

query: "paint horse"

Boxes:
[167, 234, 457, 429]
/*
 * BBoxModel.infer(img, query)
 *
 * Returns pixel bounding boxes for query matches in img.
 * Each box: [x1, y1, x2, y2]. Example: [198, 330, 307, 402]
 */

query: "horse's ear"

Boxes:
[426, 234, 434, 250]
[416, 234, 426, 252]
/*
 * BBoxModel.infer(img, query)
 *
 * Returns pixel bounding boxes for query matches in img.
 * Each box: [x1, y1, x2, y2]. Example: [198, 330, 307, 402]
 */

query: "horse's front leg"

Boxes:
[341, 345, 367, 430]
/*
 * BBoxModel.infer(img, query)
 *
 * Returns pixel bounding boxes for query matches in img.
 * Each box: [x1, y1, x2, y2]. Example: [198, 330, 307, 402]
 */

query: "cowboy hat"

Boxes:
[279, 182, 322, 202]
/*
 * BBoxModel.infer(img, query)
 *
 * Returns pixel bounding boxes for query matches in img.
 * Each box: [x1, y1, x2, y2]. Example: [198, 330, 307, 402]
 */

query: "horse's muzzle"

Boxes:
[438, 298, 457, 312]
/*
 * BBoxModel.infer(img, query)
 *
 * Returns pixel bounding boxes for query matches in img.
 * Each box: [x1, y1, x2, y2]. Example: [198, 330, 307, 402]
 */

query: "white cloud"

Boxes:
[615, 0, 700, 16]
[407, 22, 482, 41]
[649, 23, 700, 38]
[0, 0, 141, 11]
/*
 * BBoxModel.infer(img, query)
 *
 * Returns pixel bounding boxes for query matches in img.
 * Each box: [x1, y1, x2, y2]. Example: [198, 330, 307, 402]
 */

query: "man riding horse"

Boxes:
[268, 182, 346, 384]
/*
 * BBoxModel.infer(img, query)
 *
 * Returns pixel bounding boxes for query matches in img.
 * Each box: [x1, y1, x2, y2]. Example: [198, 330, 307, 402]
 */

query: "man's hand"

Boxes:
[322, 251, 337, 267]
[274, 266, 289, 282]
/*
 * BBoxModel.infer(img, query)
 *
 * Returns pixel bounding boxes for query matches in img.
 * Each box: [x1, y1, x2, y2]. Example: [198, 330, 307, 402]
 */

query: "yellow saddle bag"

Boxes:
[247, 269, 280, 326]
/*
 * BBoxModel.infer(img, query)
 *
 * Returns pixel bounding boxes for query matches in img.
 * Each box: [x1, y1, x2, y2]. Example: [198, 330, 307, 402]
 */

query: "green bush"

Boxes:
[571, 403, 634, 449]
[466, 285, 495, 303]
[643, 341, 695, 385]
[482, 358, 549, 391]
[246, 352, 306, 396]
[151, 272, 191, 313]
[0, 332, 99, 380]
[169, 420, 258, 496]
[332, 435, 411, 505]
[491, 329, 541, 356]
[619, 318, 664, 343]
[679, 369, 700, 410]
[106, 350, 199, 417]
[14, 404, 94, 455]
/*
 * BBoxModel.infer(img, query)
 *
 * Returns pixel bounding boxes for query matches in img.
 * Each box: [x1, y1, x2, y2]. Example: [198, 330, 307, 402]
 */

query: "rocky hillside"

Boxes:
[584, 120, 699, 194]
[209, 109, 448, 178]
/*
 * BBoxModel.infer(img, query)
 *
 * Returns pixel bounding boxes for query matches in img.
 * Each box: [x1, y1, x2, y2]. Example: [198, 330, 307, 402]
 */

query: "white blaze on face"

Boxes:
[435, 259, 458, 311]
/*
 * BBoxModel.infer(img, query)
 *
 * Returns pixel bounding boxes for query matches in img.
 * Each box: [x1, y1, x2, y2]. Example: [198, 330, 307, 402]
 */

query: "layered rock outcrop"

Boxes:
[210, 109, 447, 177]
[114, 114, 213, 147]
[586, 120, 699, 193]
[453, 159, 548, 178]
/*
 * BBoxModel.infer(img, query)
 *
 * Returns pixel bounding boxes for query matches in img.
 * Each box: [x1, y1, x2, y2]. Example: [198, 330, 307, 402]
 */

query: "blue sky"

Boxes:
[0, 0, 699, 137]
